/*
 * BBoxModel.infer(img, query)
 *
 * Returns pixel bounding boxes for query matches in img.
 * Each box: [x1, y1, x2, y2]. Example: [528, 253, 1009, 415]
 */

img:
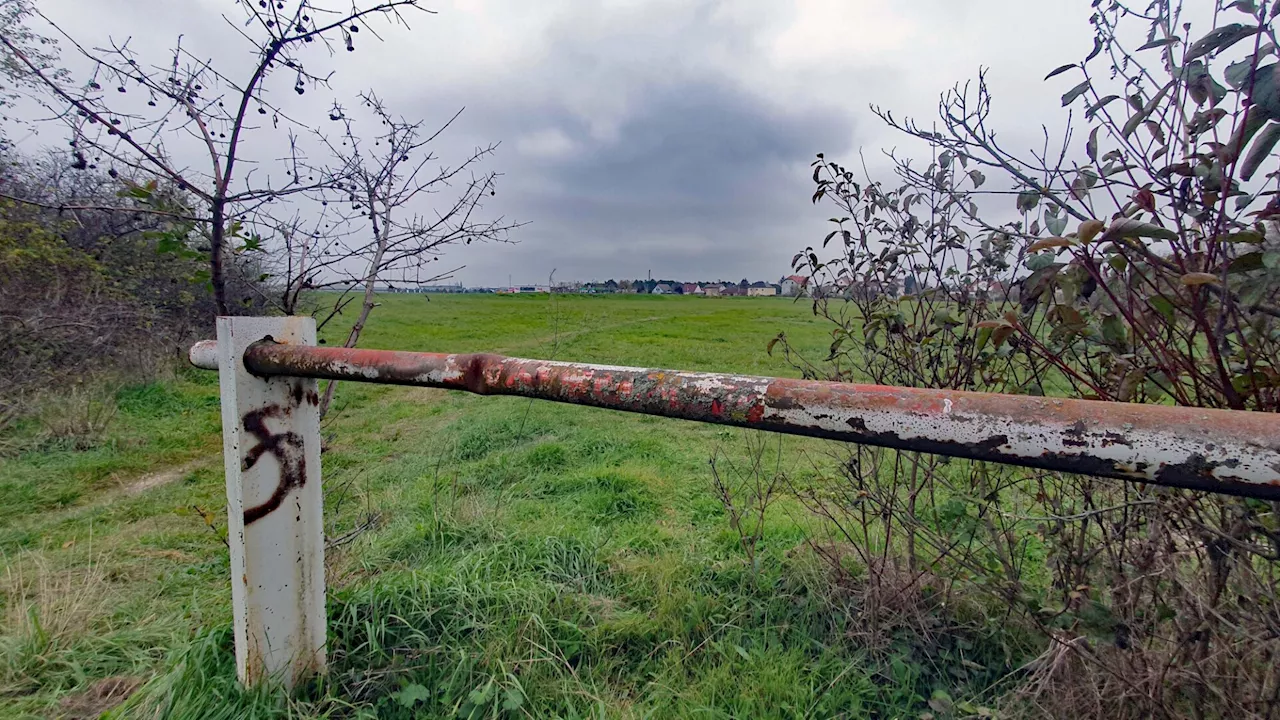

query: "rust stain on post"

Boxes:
[191, 341, 1280, 500]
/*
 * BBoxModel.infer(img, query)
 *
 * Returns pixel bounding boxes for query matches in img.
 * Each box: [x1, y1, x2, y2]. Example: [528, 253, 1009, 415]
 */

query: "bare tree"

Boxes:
[0, 0, 425, 314]
[285, 92, 519, 414]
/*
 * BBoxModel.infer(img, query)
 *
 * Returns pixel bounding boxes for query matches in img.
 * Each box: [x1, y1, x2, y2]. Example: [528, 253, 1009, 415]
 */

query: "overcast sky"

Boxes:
[34, 0, 1095, 286]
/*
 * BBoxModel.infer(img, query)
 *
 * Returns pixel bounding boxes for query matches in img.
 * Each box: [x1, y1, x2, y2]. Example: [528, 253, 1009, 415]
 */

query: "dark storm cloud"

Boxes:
[409, 2, 857, 285]
[463, 79, 854, 283]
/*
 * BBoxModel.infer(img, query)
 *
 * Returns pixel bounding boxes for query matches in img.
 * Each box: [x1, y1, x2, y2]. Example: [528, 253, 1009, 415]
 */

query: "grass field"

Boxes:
[0, 294, 1010, 718]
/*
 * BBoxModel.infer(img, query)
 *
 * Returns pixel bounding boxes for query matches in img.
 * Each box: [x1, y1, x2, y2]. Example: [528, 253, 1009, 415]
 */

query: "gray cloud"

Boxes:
[29, 0, 1095, 286]
[456, 79, 854, 283]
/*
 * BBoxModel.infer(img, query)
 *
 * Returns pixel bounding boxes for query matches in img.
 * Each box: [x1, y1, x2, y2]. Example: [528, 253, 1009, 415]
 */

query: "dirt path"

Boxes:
[121, 458, 207, 496]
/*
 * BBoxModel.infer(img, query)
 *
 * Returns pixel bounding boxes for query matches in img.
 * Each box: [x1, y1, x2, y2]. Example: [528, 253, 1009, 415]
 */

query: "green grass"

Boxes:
[0, 294, 1014, 718]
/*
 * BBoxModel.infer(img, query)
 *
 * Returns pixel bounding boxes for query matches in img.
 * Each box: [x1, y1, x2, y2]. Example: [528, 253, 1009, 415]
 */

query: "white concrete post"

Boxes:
[215, 316, 326, 689]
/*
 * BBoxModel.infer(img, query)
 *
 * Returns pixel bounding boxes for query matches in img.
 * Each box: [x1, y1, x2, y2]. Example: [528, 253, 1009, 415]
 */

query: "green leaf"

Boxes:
[1085, 94, 1121, 119]
[1215, 230, 1265, 243]
[1086, 126, 1100, 161]
[1086, 36, 1104, 62]
[1185, 23, 1256, 62]
[392, 684, 430, 708]
[502, 686, 525, 711]
[119, 181, 155, 201]
[468, 680, 494, 706]
[1241, 122, 1280, 181]
[1101, 217, 1178, 242]
[1102, 162, 1139, 177]
[1101, 314, 1127, 348]
[968, 169, 986, 188]
[932, 308, 962, 327]
[1045, 63, 1077, 80]
[1061, 79, 1092, 107]
[1179, 60, 1229, 105]
[1045, 208, 1067, 236]
[1228, 251, 1265, 273]
[929, 689, 956, 715]
[1137, 36, 1179, 52]
[1122, 82, 1172, 138]
[1146, 295, 1176, 321]
[1233, 370, 1280, 394]
[1026, 252, 1058, 271]
[1017, 190, 1041, 213]
[237, 234, 264, 253]
[1247, 63, 1280, 121]
[1226, 56, 1258, 89]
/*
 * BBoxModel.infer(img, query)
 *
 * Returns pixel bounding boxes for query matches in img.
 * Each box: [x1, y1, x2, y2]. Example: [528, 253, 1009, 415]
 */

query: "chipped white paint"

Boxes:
[326, 359, 382, 379]
[414, 365, 466, 384]
[216, 317, 326, 690]
[764, 395, 1275, 487]
[189, 339, 219, 370]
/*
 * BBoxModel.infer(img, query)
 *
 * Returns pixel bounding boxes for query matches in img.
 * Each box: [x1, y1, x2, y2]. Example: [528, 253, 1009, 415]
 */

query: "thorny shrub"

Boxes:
[775, 1, 1280, 717]
[0, 155, 268, 447]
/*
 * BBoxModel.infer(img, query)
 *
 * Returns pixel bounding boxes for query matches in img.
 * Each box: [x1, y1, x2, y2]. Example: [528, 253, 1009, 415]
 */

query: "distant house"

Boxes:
[703, 285, 722, 297]
[681, 283, 699, 295]
[747, 286, 777, 297]
[780, 275, 808, 297]
[969, 279, 1012, 300]
[652, 283, 675, 295]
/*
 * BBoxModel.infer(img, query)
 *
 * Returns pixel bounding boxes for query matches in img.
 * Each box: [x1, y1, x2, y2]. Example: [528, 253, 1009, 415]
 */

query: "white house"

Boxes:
[780, 275, 809, 297]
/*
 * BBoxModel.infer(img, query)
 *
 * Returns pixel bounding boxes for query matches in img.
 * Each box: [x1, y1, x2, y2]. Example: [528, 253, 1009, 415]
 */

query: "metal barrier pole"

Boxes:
[212, 317, 326, 689]
[191, 337, 1280, 501]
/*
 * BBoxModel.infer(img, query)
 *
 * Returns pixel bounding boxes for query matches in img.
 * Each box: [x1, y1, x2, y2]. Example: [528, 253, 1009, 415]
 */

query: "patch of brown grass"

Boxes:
[56, 675, 143, 719]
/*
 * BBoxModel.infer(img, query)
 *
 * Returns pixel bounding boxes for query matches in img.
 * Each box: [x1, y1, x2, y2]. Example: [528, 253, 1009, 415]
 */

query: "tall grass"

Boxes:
[0, 294, 1007, 718]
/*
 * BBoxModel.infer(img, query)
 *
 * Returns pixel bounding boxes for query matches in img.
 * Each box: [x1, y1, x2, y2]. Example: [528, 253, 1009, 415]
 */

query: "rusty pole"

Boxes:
[191, 339, 1280, 500]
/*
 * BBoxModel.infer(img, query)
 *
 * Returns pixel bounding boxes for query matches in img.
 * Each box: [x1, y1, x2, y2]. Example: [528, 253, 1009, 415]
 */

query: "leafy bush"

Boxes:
[0, 154, 266, 446]
[781, 1, 1280, 717]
